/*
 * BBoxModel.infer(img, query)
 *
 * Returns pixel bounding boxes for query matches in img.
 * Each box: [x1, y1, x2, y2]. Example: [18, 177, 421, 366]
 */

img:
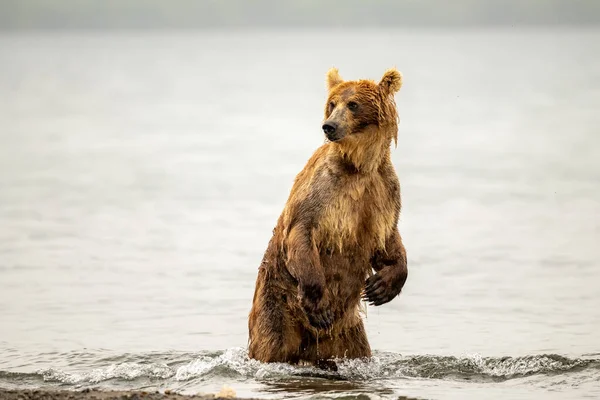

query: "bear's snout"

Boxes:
[322, 122, 342, 141]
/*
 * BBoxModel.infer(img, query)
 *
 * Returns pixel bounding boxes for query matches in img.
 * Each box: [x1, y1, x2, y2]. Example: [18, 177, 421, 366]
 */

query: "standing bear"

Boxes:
[248, 67, 408, 368]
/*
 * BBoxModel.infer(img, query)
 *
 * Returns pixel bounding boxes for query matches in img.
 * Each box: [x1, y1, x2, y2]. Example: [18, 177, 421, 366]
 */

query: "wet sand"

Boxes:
[0, 389, 255, 400]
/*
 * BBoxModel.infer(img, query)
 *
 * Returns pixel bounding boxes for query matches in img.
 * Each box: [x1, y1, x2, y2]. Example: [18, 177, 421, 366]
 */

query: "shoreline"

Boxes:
[0, 389, 256, 400]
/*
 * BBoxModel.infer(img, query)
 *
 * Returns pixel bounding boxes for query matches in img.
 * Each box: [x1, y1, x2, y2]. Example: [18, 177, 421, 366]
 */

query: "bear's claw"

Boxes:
[306, 307, 334, 329]
[363, 273, 396, 306]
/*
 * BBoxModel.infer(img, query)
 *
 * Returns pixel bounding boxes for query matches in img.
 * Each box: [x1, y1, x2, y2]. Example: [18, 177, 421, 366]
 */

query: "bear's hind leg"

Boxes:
[301, 319, 371, 369]
[248, 286, 302, 363]
[330, 320, 372, 361]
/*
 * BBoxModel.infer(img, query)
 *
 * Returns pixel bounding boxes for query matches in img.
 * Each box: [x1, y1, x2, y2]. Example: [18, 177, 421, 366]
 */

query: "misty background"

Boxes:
[1, 0, 600, 30]
[1, 1, 600, 399]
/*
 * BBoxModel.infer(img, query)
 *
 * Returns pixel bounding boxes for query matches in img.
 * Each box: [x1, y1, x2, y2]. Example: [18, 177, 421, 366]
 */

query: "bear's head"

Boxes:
[322, 67, 402, 152]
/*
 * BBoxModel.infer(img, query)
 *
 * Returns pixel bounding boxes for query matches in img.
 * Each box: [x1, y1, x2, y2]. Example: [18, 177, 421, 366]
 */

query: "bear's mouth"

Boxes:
[325, 131, 344, 142]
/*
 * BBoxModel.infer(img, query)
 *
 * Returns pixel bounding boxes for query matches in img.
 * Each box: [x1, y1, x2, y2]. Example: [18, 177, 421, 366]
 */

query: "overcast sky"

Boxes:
[1, 0, 600, 30]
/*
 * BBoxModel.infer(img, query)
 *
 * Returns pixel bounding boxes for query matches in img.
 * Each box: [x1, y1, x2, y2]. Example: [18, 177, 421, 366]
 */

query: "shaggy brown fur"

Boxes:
[248, 67, 408, 368]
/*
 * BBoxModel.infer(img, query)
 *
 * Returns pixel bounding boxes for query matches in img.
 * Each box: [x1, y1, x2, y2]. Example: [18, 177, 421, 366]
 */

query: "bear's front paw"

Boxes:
[363, 266, 407, 306]
[305, 305, 334, 330]
[299, 284, 333, 329]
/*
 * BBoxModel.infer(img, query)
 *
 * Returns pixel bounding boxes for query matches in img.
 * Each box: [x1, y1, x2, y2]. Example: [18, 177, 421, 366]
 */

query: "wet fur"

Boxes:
[248, 68, 408, 367]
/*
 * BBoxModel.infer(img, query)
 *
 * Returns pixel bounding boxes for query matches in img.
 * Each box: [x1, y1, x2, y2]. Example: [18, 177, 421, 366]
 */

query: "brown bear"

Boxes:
[248, 67, 408, 369]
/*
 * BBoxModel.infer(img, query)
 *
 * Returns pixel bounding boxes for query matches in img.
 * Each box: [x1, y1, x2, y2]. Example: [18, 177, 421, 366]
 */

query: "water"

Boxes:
[0, 28, 599, 399]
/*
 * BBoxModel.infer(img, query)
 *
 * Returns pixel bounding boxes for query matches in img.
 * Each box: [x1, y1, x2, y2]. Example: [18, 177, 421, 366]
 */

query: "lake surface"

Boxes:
[0, 28, 599, 399]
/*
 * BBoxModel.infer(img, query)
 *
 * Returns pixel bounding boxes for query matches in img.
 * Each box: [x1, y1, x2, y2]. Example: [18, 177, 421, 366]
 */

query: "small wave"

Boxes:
[172, 348, 599, 383]
[39, 362, 174, 384]
[1, 348, 597, 386]
[0, 371, 42, 381]
[174, 347, 300, 381]
[364, 353, 596, 382]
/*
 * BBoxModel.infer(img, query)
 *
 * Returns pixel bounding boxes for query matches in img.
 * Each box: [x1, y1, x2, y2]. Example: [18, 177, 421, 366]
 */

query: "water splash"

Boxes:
[1, 348, 597, 387]
[383, 353, 593, 381]
[175, 347, 310, 381]
[39, 362, 174, 384]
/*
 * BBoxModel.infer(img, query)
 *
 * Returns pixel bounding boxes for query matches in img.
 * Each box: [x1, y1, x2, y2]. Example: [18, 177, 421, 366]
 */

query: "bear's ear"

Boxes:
[327, 67, 344, 90]
[379, 68, 403, 95]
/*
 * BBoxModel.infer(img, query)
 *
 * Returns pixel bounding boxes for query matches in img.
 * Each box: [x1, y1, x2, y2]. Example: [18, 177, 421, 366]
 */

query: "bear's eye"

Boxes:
[347, 101, 358, 111]
[328, 101, 335, 111]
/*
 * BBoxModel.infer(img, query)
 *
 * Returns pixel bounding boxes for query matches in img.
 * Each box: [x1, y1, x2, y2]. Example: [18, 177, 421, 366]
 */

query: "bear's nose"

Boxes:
[322, 123, 337, 135]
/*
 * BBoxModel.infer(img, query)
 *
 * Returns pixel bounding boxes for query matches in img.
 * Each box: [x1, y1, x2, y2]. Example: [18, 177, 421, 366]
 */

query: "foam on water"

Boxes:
[3, 348, 595, 387]
[39, 362, 174, 384]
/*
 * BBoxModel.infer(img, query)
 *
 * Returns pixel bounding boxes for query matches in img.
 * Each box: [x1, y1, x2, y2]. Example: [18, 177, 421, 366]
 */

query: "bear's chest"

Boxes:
[313, 172, 395, 252]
